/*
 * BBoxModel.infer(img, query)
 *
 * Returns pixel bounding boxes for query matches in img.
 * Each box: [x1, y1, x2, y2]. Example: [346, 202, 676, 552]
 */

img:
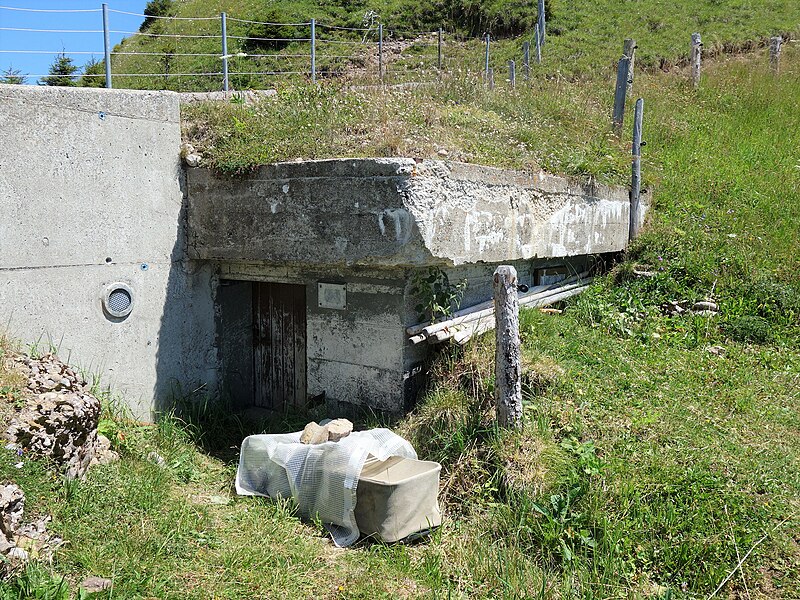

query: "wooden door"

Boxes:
[253, 282, 307, 409]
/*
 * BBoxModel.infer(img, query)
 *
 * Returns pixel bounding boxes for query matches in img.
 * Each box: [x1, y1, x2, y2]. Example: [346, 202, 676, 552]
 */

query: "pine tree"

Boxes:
[0, 66, 26, 84]
[41, 52, 79, 87]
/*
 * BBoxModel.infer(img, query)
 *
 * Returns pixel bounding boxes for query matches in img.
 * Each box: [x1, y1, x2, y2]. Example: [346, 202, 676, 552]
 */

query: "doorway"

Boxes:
[252, 282, 307, 409]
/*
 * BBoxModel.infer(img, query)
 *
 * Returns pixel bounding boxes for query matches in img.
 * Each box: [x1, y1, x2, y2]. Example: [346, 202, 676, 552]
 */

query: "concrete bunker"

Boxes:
[188, 158, 643, 416]
[1, 84, 646, 419]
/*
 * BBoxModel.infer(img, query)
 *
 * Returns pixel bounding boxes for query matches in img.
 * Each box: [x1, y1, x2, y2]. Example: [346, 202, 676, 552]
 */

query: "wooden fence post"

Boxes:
[488, 67, 495, 89]
[629, 98, 644, 241]
[509, 60, 515, 88]
[493, 266, 522, 430]
[691, 32, 702, 88]
[623, 38, 636, 95]
[535, 28, 542, 64]
[612, 55, 631, 133]
[769, 36, 783, 74]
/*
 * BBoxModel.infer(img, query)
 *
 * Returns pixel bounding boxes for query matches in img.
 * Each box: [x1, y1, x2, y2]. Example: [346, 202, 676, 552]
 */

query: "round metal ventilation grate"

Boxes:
[103, 283, 134, 319]
[108, 288, 132, 313]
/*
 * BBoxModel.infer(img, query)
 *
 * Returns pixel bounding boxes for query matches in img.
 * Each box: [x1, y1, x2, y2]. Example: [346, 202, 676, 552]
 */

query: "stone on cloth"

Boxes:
[236, 428, 416, 547]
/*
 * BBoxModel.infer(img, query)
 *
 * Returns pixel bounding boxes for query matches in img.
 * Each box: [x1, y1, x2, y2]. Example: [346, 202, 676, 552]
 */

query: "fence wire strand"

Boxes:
[1, 7, 487, 89]
[227, 17, 310, 26]
[107, 9, 217, 20]
[0, 5, 99, 12]
[0, 27, 103, 33]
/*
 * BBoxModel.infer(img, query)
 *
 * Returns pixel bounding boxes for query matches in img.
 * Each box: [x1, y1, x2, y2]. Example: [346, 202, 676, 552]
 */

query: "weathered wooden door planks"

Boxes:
[253, 282, 307, 409]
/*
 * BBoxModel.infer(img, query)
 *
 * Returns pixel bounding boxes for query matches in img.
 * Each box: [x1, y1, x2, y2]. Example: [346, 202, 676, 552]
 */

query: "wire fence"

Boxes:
[0, 3, 546, 91]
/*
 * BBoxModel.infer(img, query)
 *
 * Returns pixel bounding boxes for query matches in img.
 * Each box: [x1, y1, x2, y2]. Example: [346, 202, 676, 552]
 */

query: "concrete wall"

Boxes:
[217, 263, 409, 414]
[216, 256, 593, 415]
[0, 84, 216, 419]
[187, 158, 645, 268]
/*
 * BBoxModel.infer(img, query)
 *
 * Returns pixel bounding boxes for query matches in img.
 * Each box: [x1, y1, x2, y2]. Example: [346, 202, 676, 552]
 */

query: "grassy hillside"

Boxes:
[1, 1, 798, 598]
[2, 47, 798, 598]
[105, 0, 800, 90]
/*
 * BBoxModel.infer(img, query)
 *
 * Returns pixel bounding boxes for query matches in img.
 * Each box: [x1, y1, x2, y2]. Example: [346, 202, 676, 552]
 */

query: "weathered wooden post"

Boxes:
[691, 32, 702, 88]
[623, 38, 636, 95]
[488, 67, 495, 90]
[509, 60, 516, 88]
[535, 28, 542, 64]
[769, 36, 783, 74]
[612, 55, 631, 134]
[523, 41, 530, 80]
[629, 98, 644, 241]
[493, 266, 522, 430]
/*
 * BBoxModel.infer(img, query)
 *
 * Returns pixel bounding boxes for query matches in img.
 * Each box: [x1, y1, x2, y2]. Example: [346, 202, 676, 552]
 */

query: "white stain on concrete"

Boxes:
[378, 208, 412, 244]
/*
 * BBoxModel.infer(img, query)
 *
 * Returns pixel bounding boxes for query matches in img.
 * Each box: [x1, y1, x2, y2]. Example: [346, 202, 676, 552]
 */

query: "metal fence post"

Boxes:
[310, 18, 316, 84]
[522, 41, 530, 80]
[509, 60, 515, 88]
[623, 38, 636, 95]
[769, 36, 783, 74]
[612, 55, 630, 133]
[538, 0, 546, 46]
[221, 12, 229, 92]
[378, 23, 384, 81]
[438, 28, 443, 71]
[484, 34, 490, 78]
[691, 32, 702, 88]
[488, 67, 494, 89]
[629, 98, 644, 241]
[102, 3, 112, 88]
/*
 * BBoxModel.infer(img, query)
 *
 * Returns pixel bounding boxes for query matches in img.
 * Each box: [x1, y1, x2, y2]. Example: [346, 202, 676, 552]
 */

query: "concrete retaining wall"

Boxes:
[0, 84, 216, 419]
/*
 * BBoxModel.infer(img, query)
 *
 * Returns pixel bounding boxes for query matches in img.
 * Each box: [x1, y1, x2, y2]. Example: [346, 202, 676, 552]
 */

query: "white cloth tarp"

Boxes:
[235, 428, 417, 547]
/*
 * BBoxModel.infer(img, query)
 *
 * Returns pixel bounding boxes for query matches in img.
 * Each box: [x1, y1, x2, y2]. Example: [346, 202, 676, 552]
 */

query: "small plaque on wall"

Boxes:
[318, 282, 347, 310]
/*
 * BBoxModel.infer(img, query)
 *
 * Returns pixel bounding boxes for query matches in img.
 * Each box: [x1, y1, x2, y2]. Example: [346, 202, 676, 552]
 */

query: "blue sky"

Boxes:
[0, 1, 148, 83]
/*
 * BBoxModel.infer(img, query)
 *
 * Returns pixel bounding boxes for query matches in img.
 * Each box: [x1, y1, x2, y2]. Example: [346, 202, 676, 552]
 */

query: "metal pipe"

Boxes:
[484, 33, 490, 77]
[378, 23, 383, 81]
[523, 41, 530, 79]
[102, 3, 111, 88]
[310, 18, 316, 83]
[629, 98, 644, 241]
[438, 28, 442, 70]
[221, 12, 229, 91]
[538, 0, 546, 45]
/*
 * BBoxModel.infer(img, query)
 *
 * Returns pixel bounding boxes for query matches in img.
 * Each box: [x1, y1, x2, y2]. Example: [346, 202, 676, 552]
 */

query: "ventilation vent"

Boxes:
[103, 283, 134, 319]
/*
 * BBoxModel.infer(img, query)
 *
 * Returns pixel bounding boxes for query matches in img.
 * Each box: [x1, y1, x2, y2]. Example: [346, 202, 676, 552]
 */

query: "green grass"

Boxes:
[3, 2, 800, 598]
[97, 0, 800, 91]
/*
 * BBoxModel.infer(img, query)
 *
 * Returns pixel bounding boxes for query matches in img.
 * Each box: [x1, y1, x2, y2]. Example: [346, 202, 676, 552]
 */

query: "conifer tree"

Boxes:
[41, 52, 79, 86]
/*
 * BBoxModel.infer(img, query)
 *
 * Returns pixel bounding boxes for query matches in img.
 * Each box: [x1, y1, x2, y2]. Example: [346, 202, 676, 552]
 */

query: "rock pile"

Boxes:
[0, 484, 24, 555]
[5, 354, 116, 479]
[0, 483, 62, 565]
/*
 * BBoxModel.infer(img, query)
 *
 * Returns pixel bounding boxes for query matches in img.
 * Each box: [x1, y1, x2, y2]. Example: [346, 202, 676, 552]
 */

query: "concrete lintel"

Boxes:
[187, 157, 646, 268]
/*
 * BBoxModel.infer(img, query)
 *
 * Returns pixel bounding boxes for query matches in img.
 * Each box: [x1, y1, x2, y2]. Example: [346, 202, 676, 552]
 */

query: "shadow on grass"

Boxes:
[167, 393, 406, 464]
